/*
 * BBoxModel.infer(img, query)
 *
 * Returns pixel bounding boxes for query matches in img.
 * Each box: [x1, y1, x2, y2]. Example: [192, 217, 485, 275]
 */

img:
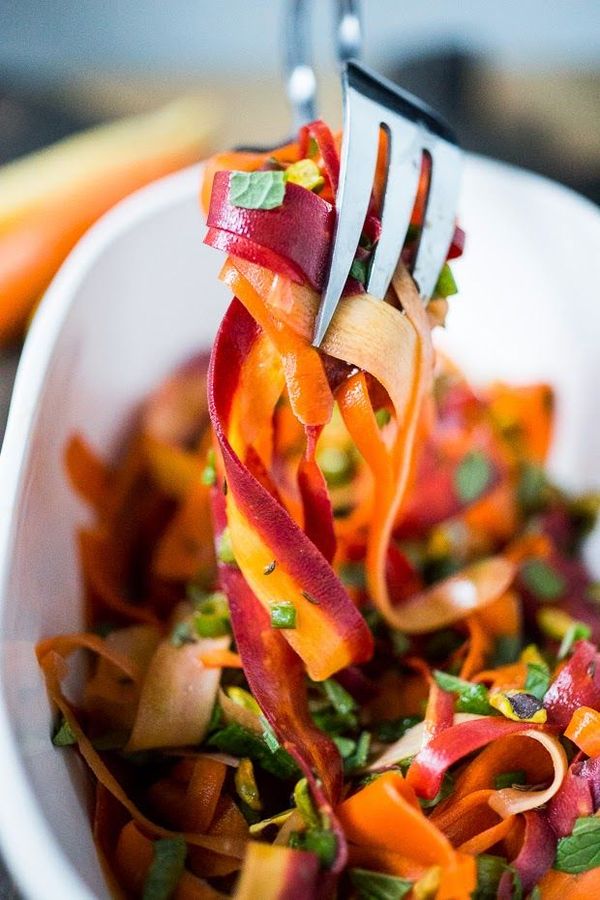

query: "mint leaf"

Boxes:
[350, 868, 412, 899]
[434, 263, 458, 298]
[520, 559, 565, 601]
[52, 717, 77, 746]
[350, 258, 368, 284]
[289, 828, 337, 868]
[454, 451, 492, 504]
[473, 855, 522, 900]
[555, 816, 600, 873]
[433, 670, 492, 715]
[524, 661, 551, 700]
[229, 170, 285, 210]
[323, 679, 356, 717]
[142, 836, 186, 900]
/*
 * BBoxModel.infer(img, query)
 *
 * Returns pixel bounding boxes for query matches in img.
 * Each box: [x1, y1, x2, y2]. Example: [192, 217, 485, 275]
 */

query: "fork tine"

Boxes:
[411, 139, 462, 299]
[312, 87, 379, 347]
[366, 117, 422, 300]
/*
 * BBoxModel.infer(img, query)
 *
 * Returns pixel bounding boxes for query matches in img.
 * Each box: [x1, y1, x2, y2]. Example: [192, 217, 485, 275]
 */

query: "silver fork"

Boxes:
[282, 1, 463, 346]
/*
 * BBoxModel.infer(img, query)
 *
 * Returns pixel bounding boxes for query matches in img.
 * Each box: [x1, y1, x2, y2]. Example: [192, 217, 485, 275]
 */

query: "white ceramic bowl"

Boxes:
[0, 159, 599, 900]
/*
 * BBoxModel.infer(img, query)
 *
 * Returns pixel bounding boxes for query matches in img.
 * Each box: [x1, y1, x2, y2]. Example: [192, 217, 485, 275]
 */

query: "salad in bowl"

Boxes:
[36, 121, 600, 899]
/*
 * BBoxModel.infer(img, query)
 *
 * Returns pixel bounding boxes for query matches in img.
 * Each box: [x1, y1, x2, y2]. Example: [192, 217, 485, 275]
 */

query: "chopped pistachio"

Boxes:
[235, 758, 262, 811]
[489, 690, 547, 723]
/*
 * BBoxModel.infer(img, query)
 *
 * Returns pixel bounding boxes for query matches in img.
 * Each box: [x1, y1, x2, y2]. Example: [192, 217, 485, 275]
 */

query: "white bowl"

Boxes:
[0, 159, 599, 900]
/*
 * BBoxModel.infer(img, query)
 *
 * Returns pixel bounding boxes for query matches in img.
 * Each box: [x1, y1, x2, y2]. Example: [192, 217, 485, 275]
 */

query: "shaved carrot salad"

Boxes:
[39, 121, 600, 899]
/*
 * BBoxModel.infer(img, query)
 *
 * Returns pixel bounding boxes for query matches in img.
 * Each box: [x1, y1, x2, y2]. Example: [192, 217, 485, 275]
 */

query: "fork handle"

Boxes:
[284, 0, 362, 131]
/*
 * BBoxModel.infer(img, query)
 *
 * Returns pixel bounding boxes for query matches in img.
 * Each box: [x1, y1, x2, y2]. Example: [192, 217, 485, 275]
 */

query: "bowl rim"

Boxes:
[0, 163, 201, 900]
[0, 154, 598, 899]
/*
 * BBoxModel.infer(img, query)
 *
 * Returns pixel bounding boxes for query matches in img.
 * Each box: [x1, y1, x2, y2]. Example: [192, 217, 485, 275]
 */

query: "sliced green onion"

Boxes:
[270, 601, 297, 629]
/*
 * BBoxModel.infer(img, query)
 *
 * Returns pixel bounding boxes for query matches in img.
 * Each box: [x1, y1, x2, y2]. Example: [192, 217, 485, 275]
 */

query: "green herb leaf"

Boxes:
[270, 600, 297, 629]
[558, 621, 592, 660]
[555, 816, 600, 874]
[229, 170, 285, 210]
[517, 462, 548, 513]
[323, 679, 356, 717]
[454, 451, 492, 504]
[293, 777, 320, 829]
[217, 528, 237, 566]
[344, 731, 371, 774]
[494, 770, 527, 789]
[434, 263, 458, 298]
[433, 670, 492, 715]
[333, 736, 356, 758]
[142, 836, 186, 900]
[52, 717, 77, 747]
[208, 723, 298, 779]
[491, 634, 522, 667]
[473, 854, 522, 900]
[350, 258, 368, 284]
[524, 661, 551, 700]
[289, 828, 337, 868]
[520, 558, 565, 601]
[339, 561, 366, 590]
[350, 867, 412, 899]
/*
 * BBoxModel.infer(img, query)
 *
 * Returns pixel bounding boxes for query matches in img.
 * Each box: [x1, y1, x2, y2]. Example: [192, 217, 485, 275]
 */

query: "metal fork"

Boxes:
[282, 1, 463, 346]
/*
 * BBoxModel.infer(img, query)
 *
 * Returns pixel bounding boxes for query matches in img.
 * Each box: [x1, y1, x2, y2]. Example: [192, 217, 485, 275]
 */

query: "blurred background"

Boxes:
[0, 0, 598, 894]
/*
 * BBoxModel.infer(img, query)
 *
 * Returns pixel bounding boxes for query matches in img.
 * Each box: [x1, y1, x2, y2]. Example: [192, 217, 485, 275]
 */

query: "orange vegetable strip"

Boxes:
[458, 814, 516, 855]
[565, 706, 600, 757]
[39, 650, 246, 857]
[537, 867, 600, 900]
[36, 632, 141, 683]
[199, 649, 243, 669]
[183, 757, 227, 833]
[64, 434, 114, 519]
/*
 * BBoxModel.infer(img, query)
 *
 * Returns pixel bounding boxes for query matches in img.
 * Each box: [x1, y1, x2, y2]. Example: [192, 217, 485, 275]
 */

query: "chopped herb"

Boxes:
[391, 631, 410, 658]
[284, 158, 324, 192]
[229, 170, 285, 210]
[52, 717, 77, 747]
[323, 679, 356, 717]
[289, 828, 337, 868]
[375, 408, 392, 427]
[491, 634, 522, 667]
[170, 621, 196, 648]
[375, 716, 421, 743]
[201, 449, 217, 486]
[339, 562, 366, 590]
[259, 716, 281, 753]
[333, 736, 356, 758]
[293, 777, 320, 829]
[301, 589, 320, 605]
[209, 723, 298, 779]
[344, 732, 371, 774]
[473, 854, 522, 900]
[350, 868, 412, 899]
[434, 263, 458, 298]
[520, 558, 565, 601]
[524, 661, 551, 700]
[517, 462, 548, 513]
[270, 600, 297, 629]
[350, 258, 368, 285]
[234, 758, 262, 811]
[433, 671, 492, 715]
[555, 816, 600, 873]
[494, 770, 527, 789]
[317, 447, 355, 487]
[263, 560, 277, 575]
[142, 836, 186, 900]
[454, 451, 492, 504]
[217, 528, 237, 566]
[559, 621, 592, 659]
